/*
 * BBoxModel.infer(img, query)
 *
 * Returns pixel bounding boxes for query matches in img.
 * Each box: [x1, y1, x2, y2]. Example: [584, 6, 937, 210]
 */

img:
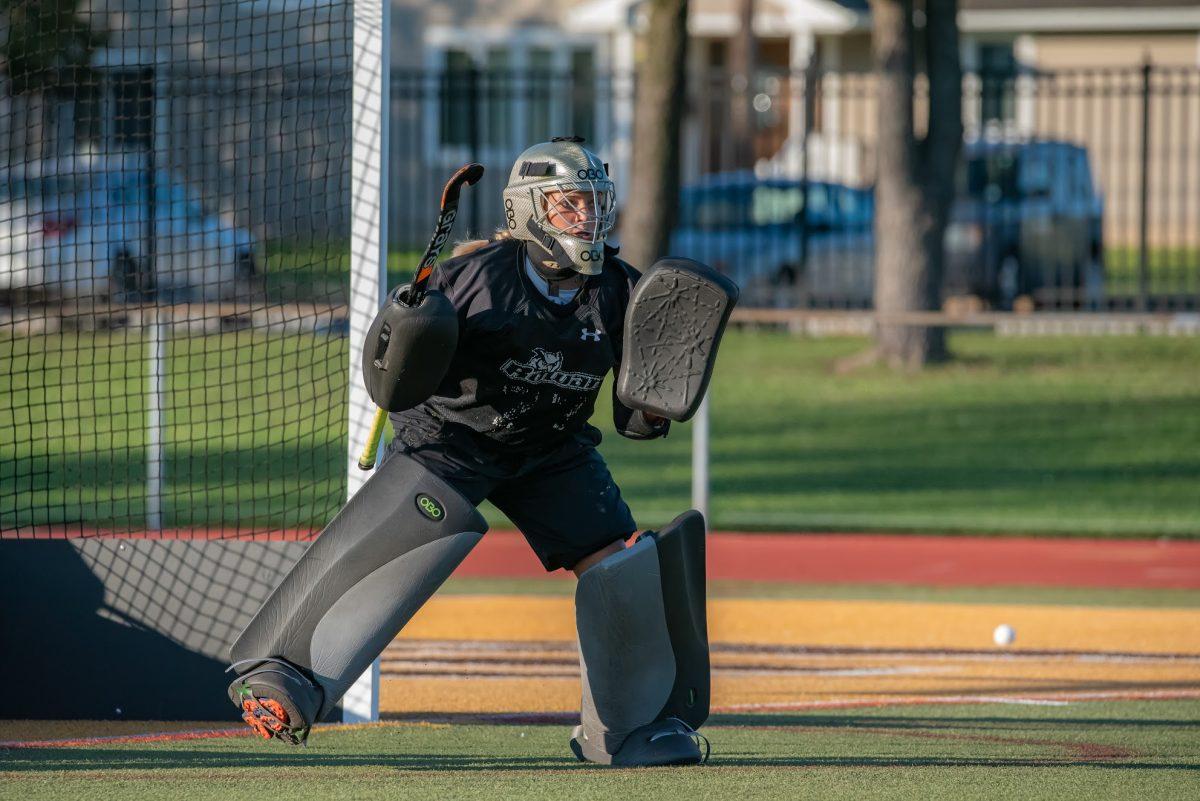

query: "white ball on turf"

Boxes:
[993, 624, 1016, 647]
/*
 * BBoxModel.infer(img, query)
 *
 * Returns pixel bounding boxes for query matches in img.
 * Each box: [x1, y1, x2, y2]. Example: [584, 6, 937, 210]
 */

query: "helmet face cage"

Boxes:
[533, 180, 616, 244]
[503, 140, 615, 275]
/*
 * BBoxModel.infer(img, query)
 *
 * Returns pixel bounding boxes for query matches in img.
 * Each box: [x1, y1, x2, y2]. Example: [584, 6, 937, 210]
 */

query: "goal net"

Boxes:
[2, 3, 356, 537]
[0, 0, 392, 721]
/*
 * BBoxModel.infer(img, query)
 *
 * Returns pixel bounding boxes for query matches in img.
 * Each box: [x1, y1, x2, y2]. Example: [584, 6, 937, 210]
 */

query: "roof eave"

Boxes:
[960, 7, 1200, 33]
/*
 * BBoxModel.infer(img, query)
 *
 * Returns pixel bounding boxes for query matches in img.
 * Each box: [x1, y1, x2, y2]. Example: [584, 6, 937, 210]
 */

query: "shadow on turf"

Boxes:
[376, 711, 1200, 731]
[709, 756, 1200, 770]
[0, 749, 566, 773]
[710, 713, 1200, 731]
[2, 747, 1198, 773]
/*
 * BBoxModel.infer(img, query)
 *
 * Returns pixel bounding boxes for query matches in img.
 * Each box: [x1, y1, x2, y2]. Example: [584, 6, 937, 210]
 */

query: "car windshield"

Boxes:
[103, 170, 209, 217]
[681, 183, 867, 230]
[960, 152, 1022, 202]
[1, 170, 210, 219]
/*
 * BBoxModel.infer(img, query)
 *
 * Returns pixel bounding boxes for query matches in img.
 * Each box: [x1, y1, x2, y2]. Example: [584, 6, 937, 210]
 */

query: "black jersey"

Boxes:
[390, 238, 642, 459]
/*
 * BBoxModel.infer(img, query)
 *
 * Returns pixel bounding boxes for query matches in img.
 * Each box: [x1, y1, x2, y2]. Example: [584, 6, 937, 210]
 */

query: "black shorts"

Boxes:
[384, 428, 637, 572]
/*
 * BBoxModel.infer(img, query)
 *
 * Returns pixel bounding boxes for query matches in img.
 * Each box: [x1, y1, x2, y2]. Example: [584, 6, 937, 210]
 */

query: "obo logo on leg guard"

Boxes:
[416, 493, 445, 521]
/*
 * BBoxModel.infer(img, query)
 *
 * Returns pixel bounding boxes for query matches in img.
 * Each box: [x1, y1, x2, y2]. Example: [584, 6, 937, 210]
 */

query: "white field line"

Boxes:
[715, 688, 1200, 713]
[386, 640, 1200, 664]
[379, 661, 940, 681]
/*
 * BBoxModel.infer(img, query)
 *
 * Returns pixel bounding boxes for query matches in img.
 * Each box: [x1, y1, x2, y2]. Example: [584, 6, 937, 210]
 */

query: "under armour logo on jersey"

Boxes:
[580, 328, 602, 342]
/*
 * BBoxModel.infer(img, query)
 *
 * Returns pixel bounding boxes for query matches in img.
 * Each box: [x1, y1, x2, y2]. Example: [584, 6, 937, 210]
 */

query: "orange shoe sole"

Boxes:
[240, 696, 296, 743]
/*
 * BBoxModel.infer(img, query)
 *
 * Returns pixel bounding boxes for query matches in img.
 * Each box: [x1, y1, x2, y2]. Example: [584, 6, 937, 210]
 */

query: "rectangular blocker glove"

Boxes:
[616, 258, 739, 422]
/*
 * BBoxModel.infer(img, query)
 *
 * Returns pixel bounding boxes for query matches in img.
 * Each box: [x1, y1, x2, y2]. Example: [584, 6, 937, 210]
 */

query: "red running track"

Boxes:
[6, 527, 1200, 588]
[457, 530, 1200, 589]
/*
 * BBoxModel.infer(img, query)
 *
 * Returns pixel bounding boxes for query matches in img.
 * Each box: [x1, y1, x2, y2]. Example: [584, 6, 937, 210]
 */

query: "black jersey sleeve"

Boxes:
[608, 256, 671, 441]
[425, 253, 471, 325]
[424, 239, 513, 327]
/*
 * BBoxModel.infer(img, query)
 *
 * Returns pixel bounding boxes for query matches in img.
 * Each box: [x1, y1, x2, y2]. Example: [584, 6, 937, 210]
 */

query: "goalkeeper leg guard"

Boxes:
[227, 453, 487, 735]
[570, 511, 710, 766]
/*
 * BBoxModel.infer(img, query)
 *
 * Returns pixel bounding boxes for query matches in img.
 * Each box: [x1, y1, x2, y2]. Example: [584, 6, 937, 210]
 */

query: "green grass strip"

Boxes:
[3, 330, 1198, 537]
[1, 701, 1196, 801]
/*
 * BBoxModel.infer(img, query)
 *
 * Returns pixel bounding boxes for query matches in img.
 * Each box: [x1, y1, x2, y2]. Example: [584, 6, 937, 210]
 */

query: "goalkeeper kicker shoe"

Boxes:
[571, 718, 710, 767]
[227, 658, 323, 745]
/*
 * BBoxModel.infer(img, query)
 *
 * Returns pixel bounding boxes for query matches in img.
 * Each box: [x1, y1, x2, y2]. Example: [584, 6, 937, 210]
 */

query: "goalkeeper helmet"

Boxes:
[502, 137, 616, 276]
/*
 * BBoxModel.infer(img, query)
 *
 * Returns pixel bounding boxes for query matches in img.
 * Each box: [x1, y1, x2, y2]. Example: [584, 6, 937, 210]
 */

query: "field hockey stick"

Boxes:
[357, 163, 485, 471]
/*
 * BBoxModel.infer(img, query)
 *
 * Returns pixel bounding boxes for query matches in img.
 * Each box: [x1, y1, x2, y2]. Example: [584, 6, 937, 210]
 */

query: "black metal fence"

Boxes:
[389, 63, 1200, 312]
[4, 61, 1198, 310]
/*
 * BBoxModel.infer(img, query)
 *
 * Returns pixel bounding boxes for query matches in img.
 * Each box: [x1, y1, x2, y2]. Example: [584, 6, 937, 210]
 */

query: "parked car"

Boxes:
[944, 140, 1104, 309]
[670, 172, 875, 307]
[672, 139, 1104, 310]
[0, 157, 257, 302]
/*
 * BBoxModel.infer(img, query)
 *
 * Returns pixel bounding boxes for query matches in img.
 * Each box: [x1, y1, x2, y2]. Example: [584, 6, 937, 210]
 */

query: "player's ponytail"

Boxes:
[450, 228, 514, 258]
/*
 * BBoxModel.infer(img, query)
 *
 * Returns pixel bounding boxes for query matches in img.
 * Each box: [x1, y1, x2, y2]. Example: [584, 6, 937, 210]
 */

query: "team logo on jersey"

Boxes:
[501, 347, 603, 392]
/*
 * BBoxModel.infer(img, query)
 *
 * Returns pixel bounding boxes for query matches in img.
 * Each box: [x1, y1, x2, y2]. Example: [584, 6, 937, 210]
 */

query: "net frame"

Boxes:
[343, 0, 391, 722]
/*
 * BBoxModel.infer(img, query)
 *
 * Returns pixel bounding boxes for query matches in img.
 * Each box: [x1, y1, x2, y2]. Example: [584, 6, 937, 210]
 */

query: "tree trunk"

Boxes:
[870, 0, 961, 369]
[727, 0, 758, 170]
[922, 0, 964, 317]
[621, 0, 688, 270]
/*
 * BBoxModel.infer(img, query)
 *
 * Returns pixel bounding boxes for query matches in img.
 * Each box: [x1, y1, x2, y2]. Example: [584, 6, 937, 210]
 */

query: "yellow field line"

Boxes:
[399, 595, 1200, 654]
[379, 655, 1200, 715]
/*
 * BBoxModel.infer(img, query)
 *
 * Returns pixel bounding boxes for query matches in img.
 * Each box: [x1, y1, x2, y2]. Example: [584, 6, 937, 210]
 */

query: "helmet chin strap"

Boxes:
[523, 219, 593, 286]
[526, 241, 586, 295]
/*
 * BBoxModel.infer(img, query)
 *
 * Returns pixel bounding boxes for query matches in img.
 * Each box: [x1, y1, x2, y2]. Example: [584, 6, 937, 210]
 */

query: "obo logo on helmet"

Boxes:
[502, 138, 615, 276]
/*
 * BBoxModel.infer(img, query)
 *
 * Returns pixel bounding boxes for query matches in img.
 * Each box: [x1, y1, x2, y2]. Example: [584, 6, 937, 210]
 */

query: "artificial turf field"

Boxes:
[3, 577, 1198, 801]
[2, 702, 1199, 801]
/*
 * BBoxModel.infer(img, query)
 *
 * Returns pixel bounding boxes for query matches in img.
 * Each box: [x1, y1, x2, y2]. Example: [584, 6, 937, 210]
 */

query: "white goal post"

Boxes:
[343, 0, 390, 724]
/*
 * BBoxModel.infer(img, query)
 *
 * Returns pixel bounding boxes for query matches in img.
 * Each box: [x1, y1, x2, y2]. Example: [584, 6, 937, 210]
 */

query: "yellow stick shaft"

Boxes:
[357, 406, 389, 471]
